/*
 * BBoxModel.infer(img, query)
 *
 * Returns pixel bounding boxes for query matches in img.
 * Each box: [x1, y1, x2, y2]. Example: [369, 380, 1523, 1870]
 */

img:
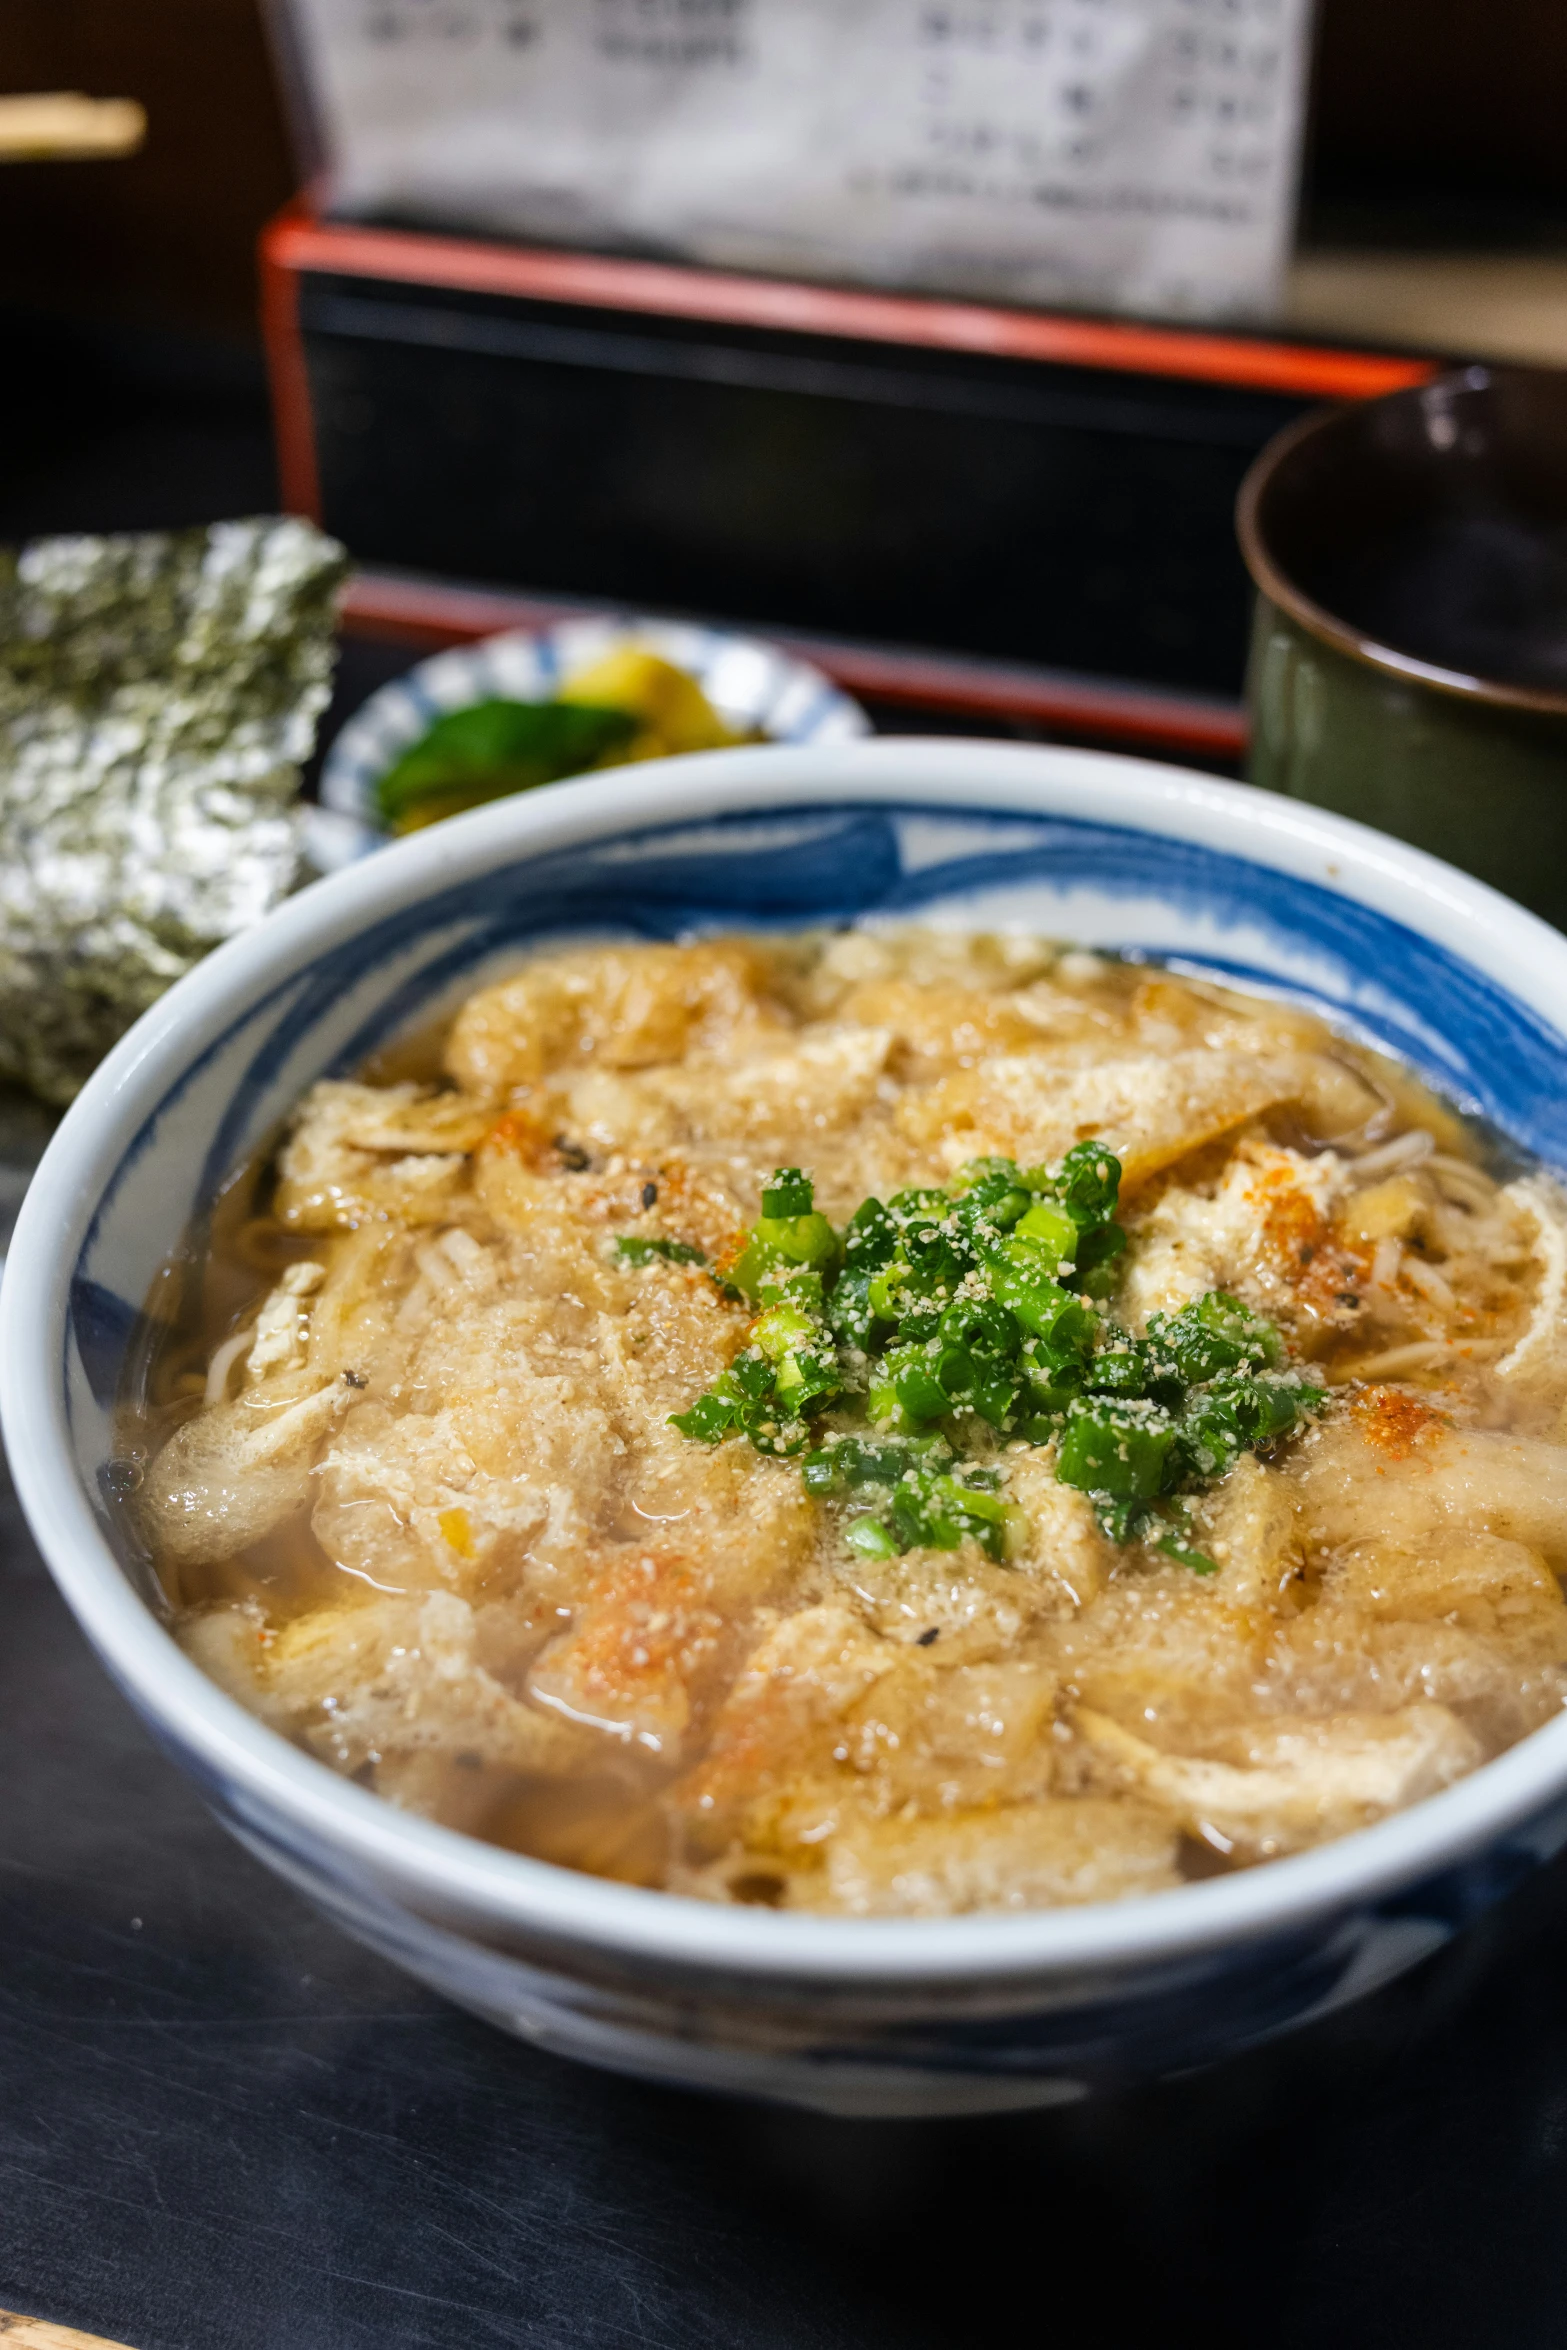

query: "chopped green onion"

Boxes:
[762, 1167, 815, 1217]
[1071, 1222, 1127, 1298]
[952, 1163, 1031, 1238]
[824, 1267, 880, 1350]
[668, 1391, 744, 1444]
[1057, 1139, 1123, 1230]
[983, 1241, 1096, 1346]
[1149, 1290, 1283, 1383]
[1179, 1372, 1322, 1480]
[1014, 1198, 1079, 1262]
[1155, 1528, 1220, 1576]
[1085, 1343, 1148, 1399]
[752, 1300, 817, 1362]
[842, 1196, 898, 1270]
[1057, 1397, 1179, 1507]
[615, 1234, 707, 1267]
[888, 1186, 952, 1219]
[939, 1296, 1020, 1357]
[667, 1130, 1322, 1564]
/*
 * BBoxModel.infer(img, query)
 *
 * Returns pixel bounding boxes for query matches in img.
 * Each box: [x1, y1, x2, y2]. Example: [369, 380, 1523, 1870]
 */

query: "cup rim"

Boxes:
[9, 736, 1567, 1991]
[1236, 369, 1567, 722]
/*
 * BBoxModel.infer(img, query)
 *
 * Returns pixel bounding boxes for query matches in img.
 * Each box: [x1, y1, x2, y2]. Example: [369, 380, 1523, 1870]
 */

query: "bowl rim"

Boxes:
[9, 734, 1567, 1990]
[1235, 364, 1567, 721]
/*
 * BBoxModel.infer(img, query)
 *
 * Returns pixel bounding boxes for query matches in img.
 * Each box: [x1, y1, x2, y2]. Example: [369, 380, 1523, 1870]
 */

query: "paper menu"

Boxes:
[281, 0, 1315, 323]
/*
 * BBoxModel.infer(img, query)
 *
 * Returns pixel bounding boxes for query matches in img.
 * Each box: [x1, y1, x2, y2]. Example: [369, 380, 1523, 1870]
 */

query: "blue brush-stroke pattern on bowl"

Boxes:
[37, 779, 1567, 2116]
[74, 798, 1567, 1412]
[218, 804, 1566, 1212]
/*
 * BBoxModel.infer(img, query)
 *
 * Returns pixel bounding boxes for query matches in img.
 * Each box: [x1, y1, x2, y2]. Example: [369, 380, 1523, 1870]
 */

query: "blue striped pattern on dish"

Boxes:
[313, 617, 872, 867]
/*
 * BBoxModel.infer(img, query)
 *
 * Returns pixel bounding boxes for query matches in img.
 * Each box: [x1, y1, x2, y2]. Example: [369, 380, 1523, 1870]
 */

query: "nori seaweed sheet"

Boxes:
[0, 516, 346, 1103]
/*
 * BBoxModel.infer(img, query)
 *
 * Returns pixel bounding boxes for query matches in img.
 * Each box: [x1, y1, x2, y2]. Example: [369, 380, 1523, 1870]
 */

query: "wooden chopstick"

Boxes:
[0, 93, 145, 161]
[0, 2308, 137, 2348]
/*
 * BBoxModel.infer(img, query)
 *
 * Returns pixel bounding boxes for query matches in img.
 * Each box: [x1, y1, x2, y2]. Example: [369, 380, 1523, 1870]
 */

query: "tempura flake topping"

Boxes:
[124, 930, 1567, 1916]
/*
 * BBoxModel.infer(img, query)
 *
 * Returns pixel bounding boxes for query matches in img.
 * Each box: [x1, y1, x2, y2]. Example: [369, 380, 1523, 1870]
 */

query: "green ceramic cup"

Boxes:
[1238, 365, 1567, 930]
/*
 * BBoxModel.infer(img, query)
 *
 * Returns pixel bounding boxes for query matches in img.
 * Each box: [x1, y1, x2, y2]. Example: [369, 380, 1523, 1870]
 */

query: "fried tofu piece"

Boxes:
[1324, 1529, 1567, 1640]
[1002, 1450, 1114, 1608]
[1273, 1531, 1567, 1749]
[568, 1025, 896, 1176]
[529, 1543, 767, 1763]
[311, 1380, 617, 1599]
[141, 1375, 358, 1568]
[1338, 1174, 1430, 1250]
[1286, 1416, 1567, 1568]
[444, 940, 785, 1098]
[1066, 1563, 1297, 1769]
[1199, 1453, 1303, 1611]
[898, 1048, 1309, 1192]
[275, 1081, 482, 1230]
[1070, 1665, 1247, 1760]
[835, 1543, 1045, 1661]
[592, 1267, 750, 1453]
[525, 1023, 899, 1193]
[847, 1657, 1059, 1815]
[178, 1601, 293, 1730]
[1049, 1570, 1275, 1716]
[472, 1194, 646, 1324]
[185, 1590, 599, 1781]
[820, 1797, 1180, 1916]
[671, 1604, 1059, 1869]
[671, 1604, 903, 1847]
[833, 979, 1050, 1079]
[797, 926, 1060, 1015]
[1117, 1141, 1353, 1330]
[1496, 1175, 1567, 1392]
[1076, 1701, 1480, 1859]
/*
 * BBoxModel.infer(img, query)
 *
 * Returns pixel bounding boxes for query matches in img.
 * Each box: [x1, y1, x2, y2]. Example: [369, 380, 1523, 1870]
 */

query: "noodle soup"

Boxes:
[123, 930, 1567, 1916]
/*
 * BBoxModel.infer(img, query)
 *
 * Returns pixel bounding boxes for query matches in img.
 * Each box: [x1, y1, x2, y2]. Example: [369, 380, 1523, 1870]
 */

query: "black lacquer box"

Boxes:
[263, 202, 1437, 757]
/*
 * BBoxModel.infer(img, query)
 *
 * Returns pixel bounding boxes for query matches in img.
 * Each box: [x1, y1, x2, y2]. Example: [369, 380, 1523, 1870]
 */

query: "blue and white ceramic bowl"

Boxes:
[307, 614, 871, 868]
[8, 740, 1567, 2119]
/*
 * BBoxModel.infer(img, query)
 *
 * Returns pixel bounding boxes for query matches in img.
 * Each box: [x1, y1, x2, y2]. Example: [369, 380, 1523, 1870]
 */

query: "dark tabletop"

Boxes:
[3, 309, 1566, 2350]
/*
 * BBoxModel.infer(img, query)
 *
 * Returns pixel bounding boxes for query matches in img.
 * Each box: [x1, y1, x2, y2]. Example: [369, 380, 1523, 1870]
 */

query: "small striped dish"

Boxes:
[308, 614, 871, 868]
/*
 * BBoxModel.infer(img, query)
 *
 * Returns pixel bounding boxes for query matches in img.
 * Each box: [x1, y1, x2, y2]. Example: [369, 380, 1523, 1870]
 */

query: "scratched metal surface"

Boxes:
[5, 320, 1567, 2350]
